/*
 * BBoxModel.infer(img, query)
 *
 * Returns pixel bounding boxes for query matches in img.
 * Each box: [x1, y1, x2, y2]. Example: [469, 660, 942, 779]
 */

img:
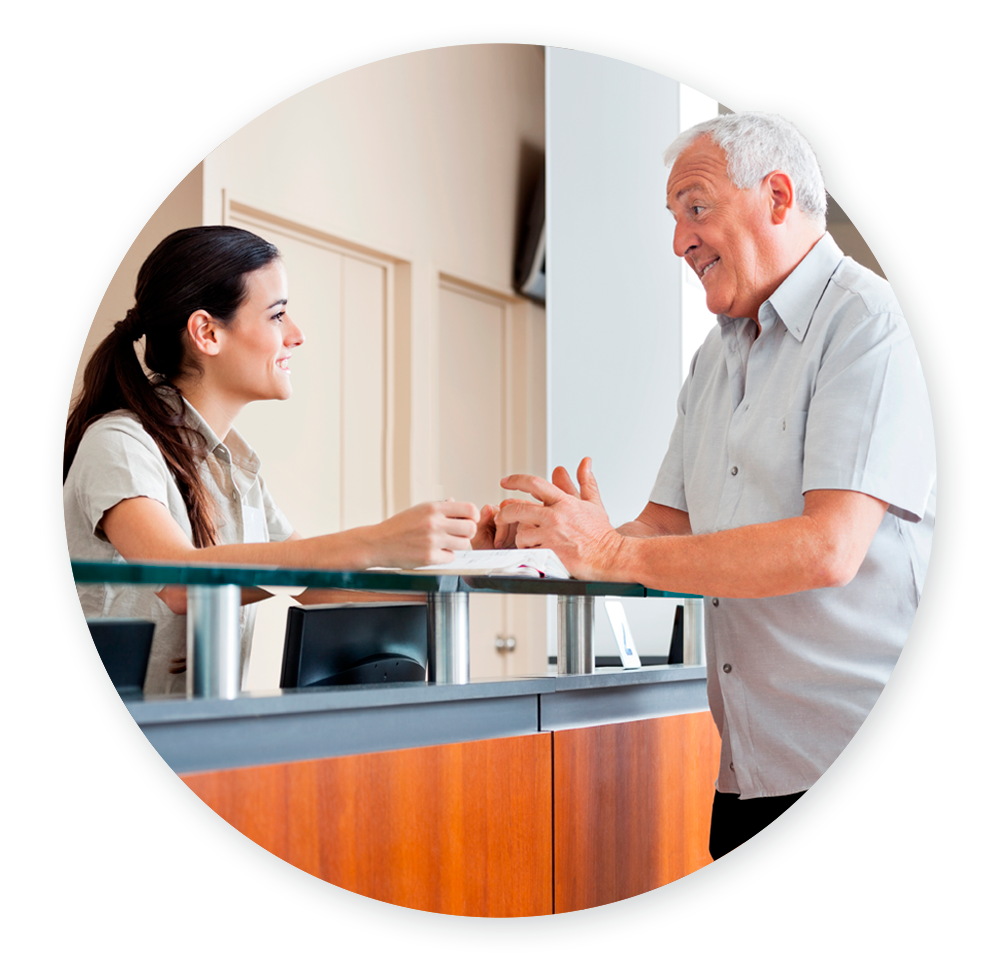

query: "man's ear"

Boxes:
[765, 171, 795, 224]
[186, 310, 223, 357]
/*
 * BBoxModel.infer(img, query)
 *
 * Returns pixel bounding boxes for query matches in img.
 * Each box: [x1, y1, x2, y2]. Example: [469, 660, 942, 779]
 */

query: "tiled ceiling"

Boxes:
[719, 44, 937, 223]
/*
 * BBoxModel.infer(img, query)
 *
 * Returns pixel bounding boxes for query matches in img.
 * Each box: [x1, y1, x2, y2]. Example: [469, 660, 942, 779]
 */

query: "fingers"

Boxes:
[493, 516, 519, 549]
[471, 504, 497, 550]
[551, 465, 581, 499]
[514, 525, 543, 549]
[500, 473, 567, 506]
[441, 516, 477, 542]
[577, 457, 603, 506]
[435, 500, 480, 522]
[430, 502, 478, 551]
[496, 499, 548, 528]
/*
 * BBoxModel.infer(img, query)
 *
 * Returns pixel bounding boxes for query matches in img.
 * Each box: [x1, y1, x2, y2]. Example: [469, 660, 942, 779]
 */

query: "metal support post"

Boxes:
[557, 595, 595, 674]
[426, 591, 470, 684]
[187, 584, 242, 699]
[682, 597, 706, 666]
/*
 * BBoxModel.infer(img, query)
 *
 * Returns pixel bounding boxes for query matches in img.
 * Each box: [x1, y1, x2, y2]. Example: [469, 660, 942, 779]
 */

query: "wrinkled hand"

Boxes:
[496, 458, 623, 579]
[371, 500, 480, 568]
[472, 502, 520, 550]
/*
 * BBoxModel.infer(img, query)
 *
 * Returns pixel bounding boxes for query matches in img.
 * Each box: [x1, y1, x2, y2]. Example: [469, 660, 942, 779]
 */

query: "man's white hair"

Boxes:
[664, 112, 827, 227]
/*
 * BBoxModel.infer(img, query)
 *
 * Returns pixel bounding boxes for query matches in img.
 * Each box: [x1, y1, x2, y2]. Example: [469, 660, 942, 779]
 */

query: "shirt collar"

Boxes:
[759, 232, 844, 342]
[716, 232, 844, 343]
[179, 396, 261, 476]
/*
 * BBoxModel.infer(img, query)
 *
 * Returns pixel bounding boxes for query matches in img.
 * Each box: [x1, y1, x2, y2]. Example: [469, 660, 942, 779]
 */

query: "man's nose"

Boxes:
[673, 221, 699, 258]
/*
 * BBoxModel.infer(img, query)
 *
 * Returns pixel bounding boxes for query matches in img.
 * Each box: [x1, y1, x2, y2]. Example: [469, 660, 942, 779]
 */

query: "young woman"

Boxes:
[64, 225, 481, 695]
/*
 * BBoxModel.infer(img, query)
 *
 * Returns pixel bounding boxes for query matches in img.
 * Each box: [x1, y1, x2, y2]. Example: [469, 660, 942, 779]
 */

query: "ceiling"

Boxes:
[719, 44, 937, 223]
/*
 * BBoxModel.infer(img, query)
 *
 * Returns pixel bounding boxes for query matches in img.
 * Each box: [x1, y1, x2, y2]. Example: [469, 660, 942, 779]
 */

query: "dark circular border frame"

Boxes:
[48, 32, 960, 954]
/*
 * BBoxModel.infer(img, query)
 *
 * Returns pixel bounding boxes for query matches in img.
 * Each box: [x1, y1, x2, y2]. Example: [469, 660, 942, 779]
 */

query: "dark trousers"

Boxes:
[709, 763, 937, 918]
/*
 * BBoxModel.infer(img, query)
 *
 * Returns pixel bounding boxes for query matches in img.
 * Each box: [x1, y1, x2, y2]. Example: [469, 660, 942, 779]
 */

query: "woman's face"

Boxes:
[214, 260, 304, 405]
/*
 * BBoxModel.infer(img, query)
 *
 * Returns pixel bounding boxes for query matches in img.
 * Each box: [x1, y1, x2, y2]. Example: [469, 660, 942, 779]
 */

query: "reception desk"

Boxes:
[77, 561, 719, 916]
[128, 667, 719, 916]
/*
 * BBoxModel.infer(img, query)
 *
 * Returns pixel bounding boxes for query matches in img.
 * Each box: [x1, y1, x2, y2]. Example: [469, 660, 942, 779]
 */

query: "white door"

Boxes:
[437, 279, 547, 678]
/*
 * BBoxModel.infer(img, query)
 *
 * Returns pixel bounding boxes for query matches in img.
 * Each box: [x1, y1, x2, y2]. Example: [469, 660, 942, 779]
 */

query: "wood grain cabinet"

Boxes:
[553, 710, 719, 913]
[181, 710, 720, 917]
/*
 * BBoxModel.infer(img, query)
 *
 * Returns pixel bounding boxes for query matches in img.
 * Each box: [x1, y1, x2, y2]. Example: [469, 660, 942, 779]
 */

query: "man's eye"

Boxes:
[691, 205, 705, 216]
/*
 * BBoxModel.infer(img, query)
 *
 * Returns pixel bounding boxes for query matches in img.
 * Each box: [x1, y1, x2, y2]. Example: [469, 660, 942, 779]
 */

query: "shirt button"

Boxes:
[729, 762, 735, 771]
[722, 663, 732, 673]
[730, 466, 738, 476]
[712, 598, 720, 607]
[232, 491, 239, 501]
[782, 420, 787, 431]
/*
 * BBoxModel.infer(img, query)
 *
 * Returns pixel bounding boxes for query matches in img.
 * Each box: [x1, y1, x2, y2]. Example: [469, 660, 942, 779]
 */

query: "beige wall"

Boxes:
[62, 44, 204, 394]
[63, 44, 545, 502]
[203, 45, 548, 684]
[827, 219, 937, 307]
[202, 45, 544, 292]
[202, 44, 545, 506]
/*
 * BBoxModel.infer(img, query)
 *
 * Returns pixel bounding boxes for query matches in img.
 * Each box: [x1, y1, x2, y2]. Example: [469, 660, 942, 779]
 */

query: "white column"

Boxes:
[546, 48, 686, 660]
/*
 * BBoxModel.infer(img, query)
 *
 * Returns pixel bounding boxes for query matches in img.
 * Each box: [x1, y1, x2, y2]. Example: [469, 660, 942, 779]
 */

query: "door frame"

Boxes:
[222, 194, 409, 518]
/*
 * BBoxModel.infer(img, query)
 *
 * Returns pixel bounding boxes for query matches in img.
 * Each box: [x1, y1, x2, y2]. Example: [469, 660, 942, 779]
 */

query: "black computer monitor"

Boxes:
[280, 602, 428, 688]
[87, 618, 155, 697]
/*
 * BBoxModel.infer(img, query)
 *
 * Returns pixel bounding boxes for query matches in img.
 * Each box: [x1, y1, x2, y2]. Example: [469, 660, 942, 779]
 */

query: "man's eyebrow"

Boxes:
[665, 182, 705, 213]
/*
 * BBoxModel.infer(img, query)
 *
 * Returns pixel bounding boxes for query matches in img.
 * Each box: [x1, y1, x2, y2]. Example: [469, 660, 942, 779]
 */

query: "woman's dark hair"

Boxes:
[64, 225, 281, 547]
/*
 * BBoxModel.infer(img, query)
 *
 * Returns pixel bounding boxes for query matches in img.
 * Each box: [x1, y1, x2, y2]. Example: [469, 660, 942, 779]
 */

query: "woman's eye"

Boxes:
[272, 311, 285, 323]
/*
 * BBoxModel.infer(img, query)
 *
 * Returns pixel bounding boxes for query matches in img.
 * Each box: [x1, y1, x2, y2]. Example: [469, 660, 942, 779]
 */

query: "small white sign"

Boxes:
[604, 598, 641, 669]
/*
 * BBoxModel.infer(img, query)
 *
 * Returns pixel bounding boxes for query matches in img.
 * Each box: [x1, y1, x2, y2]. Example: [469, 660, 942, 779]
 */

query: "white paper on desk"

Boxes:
[380, 548, 571, 578]
[604, 597, 642, 668]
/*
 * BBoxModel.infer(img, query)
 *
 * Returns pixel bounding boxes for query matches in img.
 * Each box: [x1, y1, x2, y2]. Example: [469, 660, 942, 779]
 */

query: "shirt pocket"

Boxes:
[762, 410, 809, 463]
[765, 410, 808, 440]
[748, 411, 809, 510]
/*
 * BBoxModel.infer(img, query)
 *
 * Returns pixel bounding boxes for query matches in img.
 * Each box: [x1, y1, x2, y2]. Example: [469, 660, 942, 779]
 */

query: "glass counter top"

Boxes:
[70, 560, 698, 599]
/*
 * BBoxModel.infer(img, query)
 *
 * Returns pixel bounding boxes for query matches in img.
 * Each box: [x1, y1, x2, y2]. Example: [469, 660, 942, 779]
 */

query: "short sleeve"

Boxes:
[69, 419, 172, 539]
[259, 474, 294, 542]
[649, 356, 695, 511]
[801, 313, 935, 523]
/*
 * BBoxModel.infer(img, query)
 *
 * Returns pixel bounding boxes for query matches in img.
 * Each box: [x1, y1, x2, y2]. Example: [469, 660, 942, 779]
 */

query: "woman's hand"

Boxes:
[367, 501, 480, 568]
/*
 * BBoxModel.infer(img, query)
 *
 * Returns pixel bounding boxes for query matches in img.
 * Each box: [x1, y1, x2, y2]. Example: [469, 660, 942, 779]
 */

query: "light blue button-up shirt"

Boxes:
[650, 233, 936, 798]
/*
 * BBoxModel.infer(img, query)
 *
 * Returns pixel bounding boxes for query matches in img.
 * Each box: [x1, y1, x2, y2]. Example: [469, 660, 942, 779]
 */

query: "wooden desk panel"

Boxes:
[182, 732, 553, 917]
[553, 711, 720, 913]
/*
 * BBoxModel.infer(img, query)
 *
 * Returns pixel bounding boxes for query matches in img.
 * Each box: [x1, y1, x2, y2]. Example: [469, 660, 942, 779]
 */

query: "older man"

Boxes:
[494, 112, 935, 859]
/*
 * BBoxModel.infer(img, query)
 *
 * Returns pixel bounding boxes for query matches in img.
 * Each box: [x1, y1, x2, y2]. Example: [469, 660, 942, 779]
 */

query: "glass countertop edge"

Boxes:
[70, 560, 699, 599]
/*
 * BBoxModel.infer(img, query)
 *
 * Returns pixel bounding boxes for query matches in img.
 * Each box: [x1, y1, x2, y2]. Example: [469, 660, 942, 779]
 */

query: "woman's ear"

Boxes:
[186, 310, 222, 357]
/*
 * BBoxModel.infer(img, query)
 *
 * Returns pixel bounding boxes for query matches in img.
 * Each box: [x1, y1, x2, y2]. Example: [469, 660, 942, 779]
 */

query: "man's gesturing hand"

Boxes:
[496, 457, 623, 579]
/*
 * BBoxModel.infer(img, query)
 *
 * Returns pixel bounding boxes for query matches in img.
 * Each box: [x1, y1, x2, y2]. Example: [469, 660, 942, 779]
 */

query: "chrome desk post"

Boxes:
[426, 591, 470, 684]
[557, 595, 595, 675]
[682, 597, 706, 666]
[187, 584, 242, 699]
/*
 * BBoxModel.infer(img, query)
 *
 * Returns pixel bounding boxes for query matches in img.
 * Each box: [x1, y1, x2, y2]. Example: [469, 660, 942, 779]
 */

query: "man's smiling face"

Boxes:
[666, 136, 777, 322]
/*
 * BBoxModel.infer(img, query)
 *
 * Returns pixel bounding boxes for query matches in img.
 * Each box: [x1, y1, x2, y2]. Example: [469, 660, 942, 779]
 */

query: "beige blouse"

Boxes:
[64, 397, 294, 695]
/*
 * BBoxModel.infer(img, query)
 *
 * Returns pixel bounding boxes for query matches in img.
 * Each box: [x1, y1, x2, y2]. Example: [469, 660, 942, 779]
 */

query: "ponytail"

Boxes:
[64, 225, 281, 548]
